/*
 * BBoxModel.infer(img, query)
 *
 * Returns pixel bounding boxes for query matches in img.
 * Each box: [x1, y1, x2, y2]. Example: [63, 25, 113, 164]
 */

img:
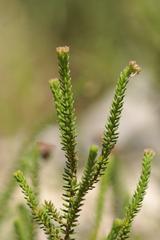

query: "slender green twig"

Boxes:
[14, 171, 61, 240]
[107, 149, 154, 240]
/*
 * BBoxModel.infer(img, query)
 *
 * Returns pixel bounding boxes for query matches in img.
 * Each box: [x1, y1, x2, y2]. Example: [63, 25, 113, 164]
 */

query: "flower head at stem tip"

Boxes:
[56, 46, 69, 55]
[129, 60, 141, 76]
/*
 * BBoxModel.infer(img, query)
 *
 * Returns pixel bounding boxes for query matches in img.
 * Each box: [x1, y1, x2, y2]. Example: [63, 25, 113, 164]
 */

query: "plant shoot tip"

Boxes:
[129, 60, 141, 75]
[56, 46, 69, 54]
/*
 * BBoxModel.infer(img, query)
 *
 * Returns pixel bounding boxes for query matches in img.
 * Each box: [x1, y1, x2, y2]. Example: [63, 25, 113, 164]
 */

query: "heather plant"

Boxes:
[13, 46, 154, 240]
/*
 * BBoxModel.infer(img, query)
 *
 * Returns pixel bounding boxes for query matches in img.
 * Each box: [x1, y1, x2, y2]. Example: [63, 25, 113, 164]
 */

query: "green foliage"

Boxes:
[14, 171, 61, 240]
[14, 46, 154, 240]
[106, 149, 154, 240]
[0, 143, 40, 227]
[107, 218, 124, 240]
[50, 46, 78, 239]
[88, 61, 141, 187]
[13, 145, 41, 240]
[43, 201, 63, 225]
[14, 170, 38, 211]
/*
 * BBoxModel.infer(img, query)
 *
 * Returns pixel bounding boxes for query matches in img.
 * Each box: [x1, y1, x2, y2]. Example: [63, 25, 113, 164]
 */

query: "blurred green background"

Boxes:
[0, 1, 160, 240]
[0, 0, 160, 135]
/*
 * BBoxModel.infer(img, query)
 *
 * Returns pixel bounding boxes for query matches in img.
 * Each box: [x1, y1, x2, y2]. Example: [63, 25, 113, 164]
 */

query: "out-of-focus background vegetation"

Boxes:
[0, 1, 160, 240]
[1, 0, 160, 135]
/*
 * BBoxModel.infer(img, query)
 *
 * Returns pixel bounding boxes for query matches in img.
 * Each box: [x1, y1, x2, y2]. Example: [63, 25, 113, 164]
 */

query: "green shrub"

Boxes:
[13, 46, 154, 240]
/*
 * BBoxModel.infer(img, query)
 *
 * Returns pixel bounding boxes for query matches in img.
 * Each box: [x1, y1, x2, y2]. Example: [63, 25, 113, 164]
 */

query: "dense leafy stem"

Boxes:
[49, 47, 78, 239]
[44, 200, 63, 225]
[115, 149, 154, 240]
[57, 59, 141, 239]
[14, 46, 154, 240]
[92, 61, 141, 184]
[14, 171, 61, 240]
[107, 149, 154, 240]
